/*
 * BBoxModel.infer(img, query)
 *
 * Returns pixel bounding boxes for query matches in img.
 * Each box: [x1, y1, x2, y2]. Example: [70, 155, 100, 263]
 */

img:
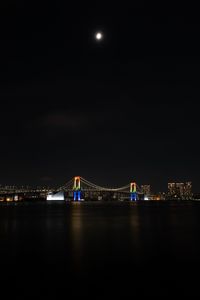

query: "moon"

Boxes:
[95, 32, 103, 41]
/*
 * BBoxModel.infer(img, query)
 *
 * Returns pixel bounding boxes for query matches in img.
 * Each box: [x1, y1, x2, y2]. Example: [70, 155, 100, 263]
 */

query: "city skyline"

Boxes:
[0, 177, 194, 194]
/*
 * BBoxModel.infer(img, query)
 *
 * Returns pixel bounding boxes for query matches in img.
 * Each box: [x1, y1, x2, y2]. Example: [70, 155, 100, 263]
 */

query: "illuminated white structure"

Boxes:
[47, 191, 65, 201]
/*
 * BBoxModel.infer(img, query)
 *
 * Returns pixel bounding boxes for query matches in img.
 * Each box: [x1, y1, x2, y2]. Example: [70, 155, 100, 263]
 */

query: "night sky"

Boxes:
[0, 2, 200, 191]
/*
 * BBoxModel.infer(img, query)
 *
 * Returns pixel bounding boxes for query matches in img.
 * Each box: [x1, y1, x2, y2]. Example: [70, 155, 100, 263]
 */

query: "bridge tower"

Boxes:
[73, 176, 81, 201]
[130, 182, 137, 201]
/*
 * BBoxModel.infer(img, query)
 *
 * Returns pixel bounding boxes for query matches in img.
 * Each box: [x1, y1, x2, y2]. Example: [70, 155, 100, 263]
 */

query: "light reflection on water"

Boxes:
[0, 201, 200, 296]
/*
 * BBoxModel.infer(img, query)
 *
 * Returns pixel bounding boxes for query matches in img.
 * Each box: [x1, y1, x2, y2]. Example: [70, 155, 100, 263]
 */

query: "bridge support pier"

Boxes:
[130, 192, 137, 201]
[130, 182, 137, 201]
[73, 177, 81, 201]
[73, 191, 81, 201]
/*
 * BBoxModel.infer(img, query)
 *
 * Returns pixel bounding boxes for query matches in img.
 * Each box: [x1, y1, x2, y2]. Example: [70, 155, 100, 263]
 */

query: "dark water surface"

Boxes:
[0, 201, 200, 298]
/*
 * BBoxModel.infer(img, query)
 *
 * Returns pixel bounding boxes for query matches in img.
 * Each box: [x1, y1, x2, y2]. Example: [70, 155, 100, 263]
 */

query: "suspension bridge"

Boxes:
[48, 176, 143, 201]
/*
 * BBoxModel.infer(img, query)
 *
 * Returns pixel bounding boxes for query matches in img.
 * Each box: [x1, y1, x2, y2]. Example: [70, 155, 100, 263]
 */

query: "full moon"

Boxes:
[95, 32, 103, 41]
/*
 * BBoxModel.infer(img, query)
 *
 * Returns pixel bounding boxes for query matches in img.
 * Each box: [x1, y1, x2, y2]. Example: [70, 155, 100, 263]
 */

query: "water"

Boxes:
[0, 201, 200, 298]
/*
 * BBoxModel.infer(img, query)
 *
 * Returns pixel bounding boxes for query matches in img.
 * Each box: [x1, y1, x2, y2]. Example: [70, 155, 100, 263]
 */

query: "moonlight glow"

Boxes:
[95, 32, 103, 41]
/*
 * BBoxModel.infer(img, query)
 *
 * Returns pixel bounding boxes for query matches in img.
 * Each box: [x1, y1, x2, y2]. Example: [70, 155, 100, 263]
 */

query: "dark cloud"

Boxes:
[41, 111, 88, 133]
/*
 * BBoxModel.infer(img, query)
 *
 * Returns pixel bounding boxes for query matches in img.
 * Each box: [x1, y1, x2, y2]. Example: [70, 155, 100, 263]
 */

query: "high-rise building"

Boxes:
[167, 182, 192, 199]
[176, 183, 185, 198]
[141, 185, 151, 200]
[141, 185, 151, 195]
[184, 182, 192, 199]
[168, 183, 177, 197]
